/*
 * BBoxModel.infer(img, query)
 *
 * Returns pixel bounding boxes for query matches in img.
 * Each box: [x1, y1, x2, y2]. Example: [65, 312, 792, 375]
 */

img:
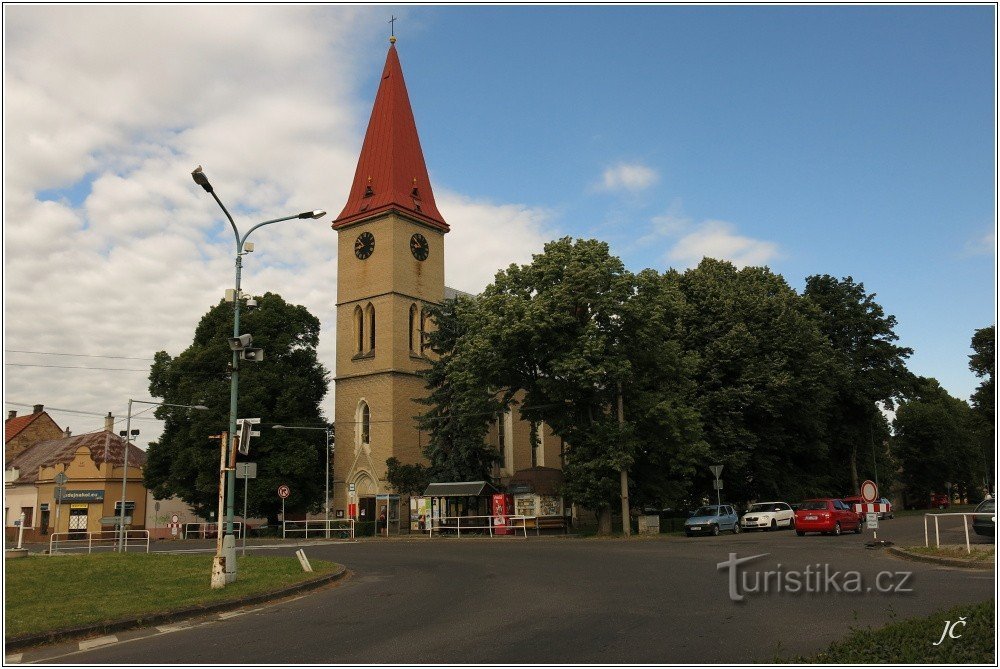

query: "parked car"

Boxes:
[931, 493, 950, 510]
[794, 499, 863, 536]
[971, 498, 995, 537]
[841, 496, 866, 523]
[685, 505, 740, 536]
[740, 502, 795, 531]
[877, 497, 894, 520]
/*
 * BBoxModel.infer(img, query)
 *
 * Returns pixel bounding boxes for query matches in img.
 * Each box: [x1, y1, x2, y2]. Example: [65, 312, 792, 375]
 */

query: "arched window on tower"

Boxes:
[353, 306, 364, 354]
[419, 309, 428, 355]
[358, 400, 371, 446]
[365, 303, 376, 352]
[409, 304, 418, 353]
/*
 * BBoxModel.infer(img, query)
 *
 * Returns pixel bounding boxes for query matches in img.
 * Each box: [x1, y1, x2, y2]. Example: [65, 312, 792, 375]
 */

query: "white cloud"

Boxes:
[438, 190, 556, 294]
[666, 220, 782, 269]
[962, 228, 996, 257]
[595, 162, 659, 193]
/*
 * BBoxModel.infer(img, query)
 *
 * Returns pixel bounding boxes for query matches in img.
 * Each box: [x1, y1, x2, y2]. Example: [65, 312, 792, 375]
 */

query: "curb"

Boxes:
[4, 565, 347, 653]
[886, 546, 995, 571]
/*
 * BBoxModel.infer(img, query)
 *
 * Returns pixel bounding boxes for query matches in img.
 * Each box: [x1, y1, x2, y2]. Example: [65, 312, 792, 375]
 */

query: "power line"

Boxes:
[5, 349, 155, 361]
[6, 363, 149, 371]
[5, 402, 165, 423]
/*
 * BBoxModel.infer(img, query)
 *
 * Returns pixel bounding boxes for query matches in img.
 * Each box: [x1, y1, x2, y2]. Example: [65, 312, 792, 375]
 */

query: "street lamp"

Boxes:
[117, 399, 208, 551]
[192, 165, 325, 581]
[272, 425, 334, 538]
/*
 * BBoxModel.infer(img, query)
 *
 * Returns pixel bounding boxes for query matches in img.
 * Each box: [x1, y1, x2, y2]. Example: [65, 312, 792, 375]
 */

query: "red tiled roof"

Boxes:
[5, 413, 42, 443]
[333, 43, 449, 232]
[5, 431, 147, 484]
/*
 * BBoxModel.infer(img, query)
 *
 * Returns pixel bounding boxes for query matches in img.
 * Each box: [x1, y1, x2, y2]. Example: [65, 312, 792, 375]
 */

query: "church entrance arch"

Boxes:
[353, 472, 377, 526]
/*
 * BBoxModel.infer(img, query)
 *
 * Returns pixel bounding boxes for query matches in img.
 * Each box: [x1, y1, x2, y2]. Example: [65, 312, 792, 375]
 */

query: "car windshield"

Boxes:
[693, 506, 719, 517]
[799, 501, 828, 511]
[977, 500, 995, 513]
[747, 504, 772, 513]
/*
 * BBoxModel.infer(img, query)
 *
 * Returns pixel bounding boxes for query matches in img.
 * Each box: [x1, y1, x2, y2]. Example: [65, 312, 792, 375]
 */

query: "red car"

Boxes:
[795, 499, 863, 536]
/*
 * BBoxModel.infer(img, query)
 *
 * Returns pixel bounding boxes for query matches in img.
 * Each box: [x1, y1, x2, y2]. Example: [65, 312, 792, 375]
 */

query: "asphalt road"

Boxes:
[14, 513, 995, 664]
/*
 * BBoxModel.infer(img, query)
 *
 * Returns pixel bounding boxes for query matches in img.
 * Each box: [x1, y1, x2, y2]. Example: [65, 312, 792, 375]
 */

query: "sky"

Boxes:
[3, 4, 996, 447]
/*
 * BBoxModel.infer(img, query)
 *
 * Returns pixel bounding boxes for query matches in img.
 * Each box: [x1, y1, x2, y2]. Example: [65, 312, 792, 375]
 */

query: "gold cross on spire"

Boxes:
[389, 15, 397, 43]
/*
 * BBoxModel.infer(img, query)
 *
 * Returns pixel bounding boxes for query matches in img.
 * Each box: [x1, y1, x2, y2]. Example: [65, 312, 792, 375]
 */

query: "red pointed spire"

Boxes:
[333, 43, 448, 232]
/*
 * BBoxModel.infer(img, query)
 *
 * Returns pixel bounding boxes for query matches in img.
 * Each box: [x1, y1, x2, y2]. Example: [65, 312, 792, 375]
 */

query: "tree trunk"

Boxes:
[618, 383, 631, 537]
[597, 508, 612, 535]
[850, 443, 859, 493]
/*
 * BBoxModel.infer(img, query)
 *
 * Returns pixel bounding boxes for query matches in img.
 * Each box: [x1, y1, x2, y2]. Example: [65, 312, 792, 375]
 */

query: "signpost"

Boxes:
[278, 485, 290, 539]
[854, 480, 888, 542]
[54, 471, 67, 534]
[710, 465, 724, 507]
[237, 463, 257, 555]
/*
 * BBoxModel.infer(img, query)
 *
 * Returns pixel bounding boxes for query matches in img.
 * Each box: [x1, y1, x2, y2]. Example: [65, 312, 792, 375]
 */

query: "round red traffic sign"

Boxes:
[860, 479, 878, 503]
[277, 484, 290, 499]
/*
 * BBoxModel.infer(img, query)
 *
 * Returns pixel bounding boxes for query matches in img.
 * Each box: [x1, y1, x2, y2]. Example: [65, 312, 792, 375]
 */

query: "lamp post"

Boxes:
[272, 425, 334, 538]
[117, 399, 208, 552]
[192, 166, 325, 580]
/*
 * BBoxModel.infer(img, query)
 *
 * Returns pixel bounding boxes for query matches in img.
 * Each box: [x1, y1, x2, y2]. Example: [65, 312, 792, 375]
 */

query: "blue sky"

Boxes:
[3, 5, 994, 441]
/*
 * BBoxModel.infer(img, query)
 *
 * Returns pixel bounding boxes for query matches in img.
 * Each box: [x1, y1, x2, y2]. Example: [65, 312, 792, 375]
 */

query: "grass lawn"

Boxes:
[906, 545, 995, 562]
[5, 553, 340, 639]
[791, 600, 995, 663]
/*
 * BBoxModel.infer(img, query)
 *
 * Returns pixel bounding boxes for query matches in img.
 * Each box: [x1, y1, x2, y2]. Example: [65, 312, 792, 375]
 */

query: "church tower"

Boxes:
[331, 38, 447, 520]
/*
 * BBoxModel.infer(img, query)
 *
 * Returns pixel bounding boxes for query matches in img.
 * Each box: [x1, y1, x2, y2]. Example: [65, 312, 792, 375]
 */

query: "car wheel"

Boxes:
[789, 517, 795, 529]
[769, 519, 777, 531]
[833, 522, 841, 536]
[796, 530, 805, 536]
[854, 522, 862, 534]
[685, 531, 694, 537]
[711, 524, 720, 536]
[733, 522, 741, 534]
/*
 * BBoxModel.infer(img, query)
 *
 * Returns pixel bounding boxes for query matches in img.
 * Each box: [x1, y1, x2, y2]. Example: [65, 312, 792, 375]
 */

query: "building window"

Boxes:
[354, 306, 364, 353]
[366, 303, 376, 352]
[358, 401, 371, 446]
[409, 304, 418, 352]
[419, 309, 428, 354]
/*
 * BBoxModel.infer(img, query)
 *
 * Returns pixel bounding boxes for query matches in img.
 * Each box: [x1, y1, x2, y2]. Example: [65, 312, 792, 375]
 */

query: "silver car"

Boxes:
[685, 504, 740, 536]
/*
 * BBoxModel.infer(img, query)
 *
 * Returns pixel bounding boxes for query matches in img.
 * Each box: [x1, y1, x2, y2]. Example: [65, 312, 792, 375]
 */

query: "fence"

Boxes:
[281, 518, 355, 540]
[427, 514, 495, 538]
[923, 512, 995, 553]
[183, 522, 243, 540]
[49, 530, 150, 554]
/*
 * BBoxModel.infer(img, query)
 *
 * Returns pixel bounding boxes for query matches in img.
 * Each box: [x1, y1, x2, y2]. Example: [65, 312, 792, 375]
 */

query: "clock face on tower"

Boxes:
[354, 231, 375, 260]
[410, 233, 429, 261]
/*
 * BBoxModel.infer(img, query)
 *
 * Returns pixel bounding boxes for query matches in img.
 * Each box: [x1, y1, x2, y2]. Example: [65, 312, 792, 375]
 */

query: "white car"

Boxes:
[741, 501, 795, 531]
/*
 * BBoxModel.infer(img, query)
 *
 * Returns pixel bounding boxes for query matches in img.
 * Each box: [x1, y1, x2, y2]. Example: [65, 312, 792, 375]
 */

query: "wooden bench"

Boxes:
[529, 516, 569, 534]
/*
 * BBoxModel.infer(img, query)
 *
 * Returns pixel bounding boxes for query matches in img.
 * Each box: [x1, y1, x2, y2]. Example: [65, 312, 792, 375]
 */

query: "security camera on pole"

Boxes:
[191, 165, 325, 586]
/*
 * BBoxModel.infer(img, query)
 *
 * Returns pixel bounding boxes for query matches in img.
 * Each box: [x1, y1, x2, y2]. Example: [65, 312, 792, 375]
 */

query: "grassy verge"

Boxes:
[906, 545, 994, 562]
[789, 600, 995, 663]
[5, 553, 340, 639]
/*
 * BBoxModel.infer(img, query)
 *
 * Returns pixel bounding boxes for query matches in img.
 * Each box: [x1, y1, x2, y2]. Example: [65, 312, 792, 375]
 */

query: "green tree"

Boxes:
[803, 274, 913, 493]
[678, 259, 837, 504]
[968, 325, 995, 494]
[384, 457, 432, 497]
[893, 377, 980, 505]
[144, 292, 330, 522]
[417, 295, 505, 482]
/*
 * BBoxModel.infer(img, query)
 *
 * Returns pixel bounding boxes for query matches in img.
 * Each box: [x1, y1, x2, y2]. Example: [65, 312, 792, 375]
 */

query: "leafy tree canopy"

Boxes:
[144, 292, 330, 521]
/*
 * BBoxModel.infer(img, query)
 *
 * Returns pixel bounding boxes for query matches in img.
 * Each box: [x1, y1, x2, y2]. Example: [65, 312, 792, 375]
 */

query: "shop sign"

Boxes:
[508, 483, 532, 494]
[59, 490, 104, 503]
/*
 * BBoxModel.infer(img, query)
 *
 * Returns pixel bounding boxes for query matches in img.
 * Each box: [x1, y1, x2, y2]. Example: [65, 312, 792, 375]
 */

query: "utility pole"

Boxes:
[618, 382, 631, 537]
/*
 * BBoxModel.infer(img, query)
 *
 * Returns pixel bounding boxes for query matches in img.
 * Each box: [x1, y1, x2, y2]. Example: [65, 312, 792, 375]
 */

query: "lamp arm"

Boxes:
[209, 190, 241, 248]
[241, 214, 301, 248]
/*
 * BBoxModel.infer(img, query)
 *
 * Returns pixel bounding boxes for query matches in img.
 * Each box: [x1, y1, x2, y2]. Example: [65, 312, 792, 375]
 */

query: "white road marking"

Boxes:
[6, 653, 23, 663]
[78, 635, 117, 651]
[155, 624, 190, 633]
[218, 610, 246, 620]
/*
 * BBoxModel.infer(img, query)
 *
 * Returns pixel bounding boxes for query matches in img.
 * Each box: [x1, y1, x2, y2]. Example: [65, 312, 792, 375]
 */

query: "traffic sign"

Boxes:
[278, 484, 290, 499]
[712, 480, 724, 490]
[866, 512, 879, 529]
[54, 485, 66, 500]
[171, 514, 179, 524]
[860, 479, 878, 503]
[236, 462, 258, 479]
[54, 472, 68, 485]
[710, 465, 724, 478]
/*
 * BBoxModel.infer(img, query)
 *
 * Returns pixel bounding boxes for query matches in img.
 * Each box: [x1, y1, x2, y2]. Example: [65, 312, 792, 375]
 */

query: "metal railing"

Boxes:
[281, 518, 355, 540]
[427, 514, 495, 538]
[49, 530, 150, 554]
[183, 522, 243, 540]
[507, 515, 537, 537]
[923, 512, 996, 553]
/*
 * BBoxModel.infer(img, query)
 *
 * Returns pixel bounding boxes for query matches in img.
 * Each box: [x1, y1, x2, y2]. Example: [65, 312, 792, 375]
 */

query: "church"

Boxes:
[329, 37, 565, 526]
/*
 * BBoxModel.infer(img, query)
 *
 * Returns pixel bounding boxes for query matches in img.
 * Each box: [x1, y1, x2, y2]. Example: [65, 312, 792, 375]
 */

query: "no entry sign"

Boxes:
[278, 484, 290, 499]
[860, 480, 878, 503]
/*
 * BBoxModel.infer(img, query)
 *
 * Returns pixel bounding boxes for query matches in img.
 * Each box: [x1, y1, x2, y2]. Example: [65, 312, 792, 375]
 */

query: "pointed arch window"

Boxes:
[365, 303, 376, 352]
[419, 309, 428, 354]
[358, 400, 371, 446]
[353, 306, 364, 354]
[409, 304, 419, 352]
